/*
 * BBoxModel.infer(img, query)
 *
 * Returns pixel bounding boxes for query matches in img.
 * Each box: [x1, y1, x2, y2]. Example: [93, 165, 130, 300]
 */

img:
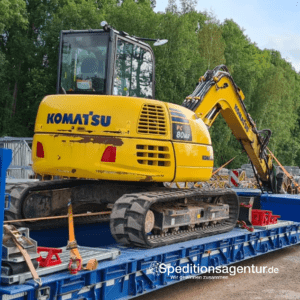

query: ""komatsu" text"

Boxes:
[47, 112, 111, 127]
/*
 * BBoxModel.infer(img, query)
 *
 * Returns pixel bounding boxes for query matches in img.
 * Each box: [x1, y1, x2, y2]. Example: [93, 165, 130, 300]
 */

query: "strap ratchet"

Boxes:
[3, 225, 42, 286]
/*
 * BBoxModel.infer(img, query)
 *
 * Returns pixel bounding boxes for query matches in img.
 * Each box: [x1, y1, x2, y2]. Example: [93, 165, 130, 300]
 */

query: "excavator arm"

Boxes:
[183, 65, 275, 192]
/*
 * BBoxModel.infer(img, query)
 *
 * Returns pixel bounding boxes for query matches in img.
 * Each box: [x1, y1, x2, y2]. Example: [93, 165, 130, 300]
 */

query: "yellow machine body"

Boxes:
[32, 95, 213, 182]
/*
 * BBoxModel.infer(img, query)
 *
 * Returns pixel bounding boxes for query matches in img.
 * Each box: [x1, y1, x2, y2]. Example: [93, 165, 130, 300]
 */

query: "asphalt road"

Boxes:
[136, 244, 300, 300]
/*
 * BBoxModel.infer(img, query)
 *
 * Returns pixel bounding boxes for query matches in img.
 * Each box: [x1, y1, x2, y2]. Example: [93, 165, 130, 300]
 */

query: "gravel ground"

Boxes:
[136, 245, 300, 300]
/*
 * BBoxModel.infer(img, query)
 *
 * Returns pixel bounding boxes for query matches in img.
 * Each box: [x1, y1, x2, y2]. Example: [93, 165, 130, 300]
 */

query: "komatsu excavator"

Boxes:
[5, 23, 284, 248]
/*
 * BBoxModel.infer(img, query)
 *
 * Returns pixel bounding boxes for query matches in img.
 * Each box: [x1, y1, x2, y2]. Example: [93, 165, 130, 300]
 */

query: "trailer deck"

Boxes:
[1, 149, 300, 300]
[0, 222, 299, 300]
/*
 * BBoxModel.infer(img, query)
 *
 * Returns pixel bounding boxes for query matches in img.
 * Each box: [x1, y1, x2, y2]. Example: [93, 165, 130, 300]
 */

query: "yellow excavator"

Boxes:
[5, 23, 284, 248]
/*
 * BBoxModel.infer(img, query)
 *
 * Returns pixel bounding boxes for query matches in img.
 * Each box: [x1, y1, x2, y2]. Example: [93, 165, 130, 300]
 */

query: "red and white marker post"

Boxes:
[230, 170, 239, 187]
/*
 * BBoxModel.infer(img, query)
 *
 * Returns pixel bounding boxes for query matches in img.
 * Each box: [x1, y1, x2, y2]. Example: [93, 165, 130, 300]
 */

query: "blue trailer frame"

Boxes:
[0, 149, 300, 300]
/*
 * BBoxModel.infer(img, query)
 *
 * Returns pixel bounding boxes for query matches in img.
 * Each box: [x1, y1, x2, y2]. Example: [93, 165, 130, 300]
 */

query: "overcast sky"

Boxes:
[154, 0, 300, 72]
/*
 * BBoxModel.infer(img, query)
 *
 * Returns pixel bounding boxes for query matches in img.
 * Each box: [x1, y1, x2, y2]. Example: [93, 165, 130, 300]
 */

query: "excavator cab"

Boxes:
[57, 27, 155, 98]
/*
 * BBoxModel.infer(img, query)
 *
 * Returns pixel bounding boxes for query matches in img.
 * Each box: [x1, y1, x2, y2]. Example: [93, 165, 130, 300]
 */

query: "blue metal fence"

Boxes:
[0, 148, 12, 267]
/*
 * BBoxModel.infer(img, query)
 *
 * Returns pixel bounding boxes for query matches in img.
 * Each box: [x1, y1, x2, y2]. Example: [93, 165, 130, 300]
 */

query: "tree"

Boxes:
[0, 0, 107, 136]
[198, 21, 225, 70]
[180, 0, 197, 14]
[166, 0, 178, 13]
[0, 0, 28, 33]
[251, 59, 300, 166]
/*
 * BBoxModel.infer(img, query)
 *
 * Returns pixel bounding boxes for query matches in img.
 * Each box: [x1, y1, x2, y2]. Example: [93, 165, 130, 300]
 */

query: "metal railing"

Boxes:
[0, 137, 33, 179]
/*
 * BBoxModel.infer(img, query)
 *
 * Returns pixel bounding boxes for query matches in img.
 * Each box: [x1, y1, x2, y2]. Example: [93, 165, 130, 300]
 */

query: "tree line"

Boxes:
[1, 0, 300, 168]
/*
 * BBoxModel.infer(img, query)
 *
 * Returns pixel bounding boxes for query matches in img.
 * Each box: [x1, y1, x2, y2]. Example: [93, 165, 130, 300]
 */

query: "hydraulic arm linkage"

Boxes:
[183, 65, 275, 192]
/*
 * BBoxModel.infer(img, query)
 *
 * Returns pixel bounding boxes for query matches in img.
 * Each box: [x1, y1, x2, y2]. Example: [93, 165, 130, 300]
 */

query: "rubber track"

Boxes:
[5, 180, 109, 230]
[110, 188, 239, 248]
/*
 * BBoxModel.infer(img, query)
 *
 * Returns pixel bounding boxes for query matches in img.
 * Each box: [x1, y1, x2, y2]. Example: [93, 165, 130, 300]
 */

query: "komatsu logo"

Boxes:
[47, 112, 111, 127]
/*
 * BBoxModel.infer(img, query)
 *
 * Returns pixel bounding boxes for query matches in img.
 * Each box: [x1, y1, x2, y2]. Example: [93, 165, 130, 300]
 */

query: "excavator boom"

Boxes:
[183, 65, 275, 191]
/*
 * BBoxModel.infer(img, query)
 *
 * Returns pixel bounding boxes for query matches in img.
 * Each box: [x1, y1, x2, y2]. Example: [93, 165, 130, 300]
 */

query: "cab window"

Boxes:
[60, 33, 108, 94]
[114, 38, 154, 98]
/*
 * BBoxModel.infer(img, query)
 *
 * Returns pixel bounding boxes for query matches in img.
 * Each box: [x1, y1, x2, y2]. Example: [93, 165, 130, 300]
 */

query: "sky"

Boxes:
[154, 0, 300, 72]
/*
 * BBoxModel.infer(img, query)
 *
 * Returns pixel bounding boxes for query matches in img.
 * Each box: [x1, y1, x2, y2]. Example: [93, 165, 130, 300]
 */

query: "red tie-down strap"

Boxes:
[237, 220, 254, 232]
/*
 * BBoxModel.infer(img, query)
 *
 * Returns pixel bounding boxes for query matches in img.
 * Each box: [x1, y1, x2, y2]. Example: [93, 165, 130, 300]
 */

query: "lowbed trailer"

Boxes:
[1, 149, 300, 300]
